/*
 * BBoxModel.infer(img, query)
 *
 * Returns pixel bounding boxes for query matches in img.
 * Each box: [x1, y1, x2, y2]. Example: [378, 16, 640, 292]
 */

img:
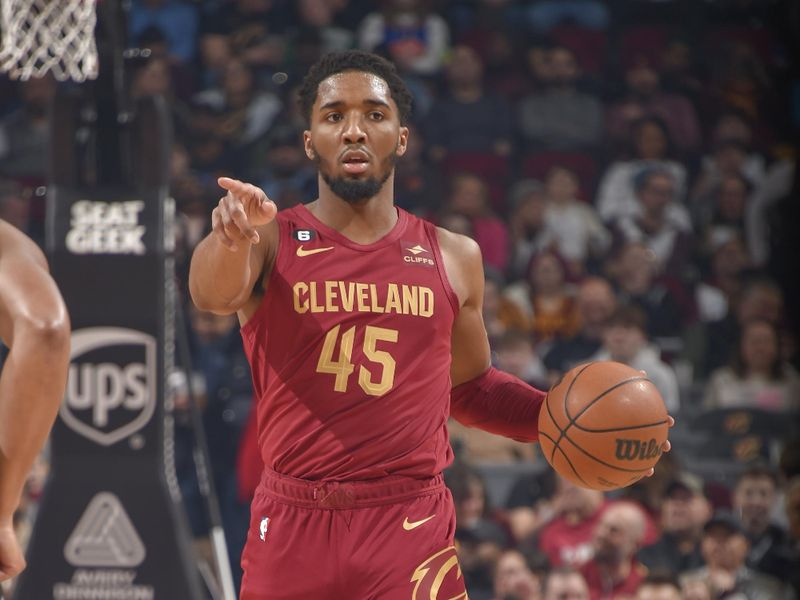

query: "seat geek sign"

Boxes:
[66, 200, 146, 255]
[62, 327, 157, 446]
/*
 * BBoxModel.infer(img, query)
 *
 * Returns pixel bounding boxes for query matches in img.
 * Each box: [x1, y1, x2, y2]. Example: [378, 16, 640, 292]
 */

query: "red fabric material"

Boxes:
[450, 367, 546, 443]
[240, 485, 464, 599]
[239, 205, 458, 481]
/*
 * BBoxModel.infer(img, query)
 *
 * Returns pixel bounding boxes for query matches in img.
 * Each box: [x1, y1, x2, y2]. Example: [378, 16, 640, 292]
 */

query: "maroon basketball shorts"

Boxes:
[239, 468, 468, 599]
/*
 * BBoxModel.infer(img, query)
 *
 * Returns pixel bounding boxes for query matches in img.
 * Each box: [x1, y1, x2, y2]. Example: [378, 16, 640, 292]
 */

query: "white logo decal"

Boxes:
[61, 327, 157, 446]
[259, 517, 270, 541]
[66, 200, 146, 255]
[64, 492, 146, 567]
[407, 245, 428, 255]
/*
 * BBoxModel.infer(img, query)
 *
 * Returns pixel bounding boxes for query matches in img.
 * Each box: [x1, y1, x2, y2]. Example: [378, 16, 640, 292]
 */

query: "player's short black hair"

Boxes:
[297, 50, 413, 126]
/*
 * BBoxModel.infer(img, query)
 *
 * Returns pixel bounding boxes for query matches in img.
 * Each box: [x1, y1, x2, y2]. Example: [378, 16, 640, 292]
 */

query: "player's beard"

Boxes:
[315, 144, 397, 204]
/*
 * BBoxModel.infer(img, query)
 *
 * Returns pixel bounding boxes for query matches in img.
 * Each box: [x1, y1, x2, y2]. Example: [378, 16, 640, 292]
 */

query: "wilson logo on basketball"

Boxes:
[614, 438, 661, 461]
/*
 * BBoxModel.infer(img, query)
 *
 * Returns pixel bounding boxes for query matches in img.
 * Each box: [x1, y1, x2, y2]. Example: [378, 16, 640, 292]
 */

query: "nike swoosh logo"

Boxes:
[296, 245, 334, 257]
[403, 515, 435, 531]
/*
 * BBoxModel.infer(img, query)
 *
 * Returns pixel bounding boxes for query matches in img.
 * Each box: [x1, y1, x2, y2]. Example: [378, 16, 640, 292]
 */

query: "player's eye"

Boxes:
[369, 111, 384, 121]
[326, 113, 342, 122]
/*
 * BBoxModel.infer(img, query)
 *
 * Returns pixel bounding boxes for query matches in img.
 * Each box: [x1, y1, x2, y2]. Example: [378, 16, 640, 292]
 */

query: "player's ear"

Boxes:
[395, 126, 409, 157]
[303, 131, 315, 160]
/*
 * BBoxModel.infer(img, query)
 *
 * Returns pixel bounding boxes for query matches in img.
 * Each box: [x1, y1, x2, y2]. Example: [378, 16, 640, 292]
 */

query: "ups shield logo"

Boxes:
[615, 438, 661, 461]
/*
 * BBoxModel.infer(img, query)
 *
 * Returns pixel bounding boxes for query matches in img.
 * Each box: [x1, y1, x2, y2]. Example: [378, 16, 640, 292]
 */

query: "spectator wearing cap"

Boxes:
[590, 304, 680, 413]
[580, 502, 650, 600]
[681, 511, 792, 600]
[637, 473, 710, 576]
[733, 465, 797, 583]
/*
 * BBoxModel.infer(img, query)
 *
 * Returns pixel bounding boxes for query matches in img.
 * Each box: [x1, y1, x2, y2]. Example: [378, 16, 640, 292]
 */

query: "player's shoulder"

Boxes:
[434, 226, 482, 266]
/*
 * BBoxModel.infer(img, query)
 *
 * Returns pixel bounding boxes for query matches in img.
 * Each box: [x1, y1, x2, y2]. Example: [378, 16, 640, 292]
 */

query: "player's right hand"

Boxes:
[213, 177, 277, 251]
[0, 522, 25, 582]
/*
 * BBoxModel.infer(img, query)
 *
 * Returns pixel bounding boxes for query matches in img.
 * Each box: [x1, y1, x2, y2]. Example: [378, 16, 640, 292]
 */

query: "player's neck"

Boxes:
[310, 184, 398, 245]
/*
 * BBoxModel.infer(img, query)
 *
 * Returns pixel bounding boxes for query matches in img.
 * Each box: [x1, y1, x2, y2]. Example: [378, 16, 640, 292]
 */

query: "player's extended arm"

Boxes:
[189, 177, 278, 315]
[0, 221, 70, 581]
[439, 229, 546, 443]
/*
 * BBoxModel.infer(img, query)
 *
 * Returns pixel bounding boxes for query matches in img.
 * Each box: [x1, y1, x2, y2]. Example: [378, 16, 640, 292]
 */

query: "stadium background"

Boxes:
[1, 0, 798, 598]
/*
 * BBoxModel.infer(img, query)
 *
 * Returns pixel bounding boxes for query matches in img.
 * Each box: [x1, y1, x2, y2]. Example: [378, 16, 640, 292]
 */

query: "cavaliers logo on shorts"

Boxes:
[410, 546, 468, 599]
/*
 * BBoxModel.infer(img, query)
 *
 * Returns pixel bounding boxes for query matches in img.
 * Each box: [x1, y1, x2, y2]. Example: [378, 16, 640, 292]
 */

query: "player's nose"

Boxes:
[342, 114, 367, 144]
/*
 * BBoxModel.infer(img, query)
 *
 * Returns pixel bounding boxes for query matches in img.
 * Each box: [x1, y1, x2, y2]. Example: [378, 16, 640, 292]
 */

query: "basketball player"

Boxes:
[0, 220, 70, 583]
[189, 50, 671, 599]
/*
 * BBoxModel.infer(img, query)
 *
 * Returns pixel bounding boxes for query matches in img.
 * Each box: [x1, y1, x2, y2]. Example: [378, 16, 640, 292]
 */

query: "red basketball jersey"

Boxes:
[240, 204, 459, 481]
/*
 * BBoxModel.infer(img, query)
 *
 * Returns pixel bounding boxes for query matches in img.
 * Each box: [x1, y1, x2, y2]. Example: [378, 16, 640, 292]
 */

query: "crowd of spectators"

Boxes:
[1, 0, 799, 598]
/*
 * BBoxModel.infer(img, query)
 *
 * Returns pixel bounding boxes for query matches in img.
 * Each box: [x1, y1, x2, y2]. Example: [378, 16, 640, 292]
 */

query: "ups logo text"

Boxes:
[615, 438, 661, 461]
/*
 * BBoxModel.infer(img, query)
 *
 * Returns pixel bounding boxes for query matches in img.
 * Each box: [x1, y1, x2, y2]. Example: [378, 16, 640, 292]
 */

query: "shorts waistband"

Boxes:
[258, 468, 445, 509]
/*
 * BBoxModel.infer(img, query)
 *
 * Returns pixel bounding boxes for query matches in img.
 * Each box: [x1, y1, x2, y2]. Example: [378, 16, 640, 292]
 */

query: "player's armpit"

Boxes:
[450, 367, 546, 443]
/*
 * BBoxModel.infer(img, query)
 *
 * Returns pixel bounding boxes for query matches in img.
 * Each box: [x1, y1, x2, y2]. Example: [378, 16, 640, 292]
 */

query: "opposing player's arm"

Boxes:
[0, 221, 70, 580]
[189, 178, 278, 315]
[437, 228, 545, 442]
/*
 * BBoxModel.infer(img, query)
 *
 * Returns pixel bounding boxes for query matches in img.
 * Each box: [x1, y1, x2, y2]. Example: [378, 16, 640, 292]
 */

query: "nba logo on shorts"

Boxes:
[259, 517, 270, 541]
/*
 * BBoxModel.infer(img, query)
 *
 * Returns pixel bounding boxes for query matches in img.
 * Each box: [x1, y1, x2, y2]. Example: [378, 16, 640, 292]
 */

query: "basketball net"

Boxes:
[0, 0, 98, 81]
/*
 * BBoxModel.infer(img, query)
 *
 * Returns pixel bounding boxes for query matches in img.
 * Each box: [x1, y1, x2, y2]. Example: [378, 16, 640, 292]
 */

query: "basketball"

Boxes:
[538, 361, 670, 491]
